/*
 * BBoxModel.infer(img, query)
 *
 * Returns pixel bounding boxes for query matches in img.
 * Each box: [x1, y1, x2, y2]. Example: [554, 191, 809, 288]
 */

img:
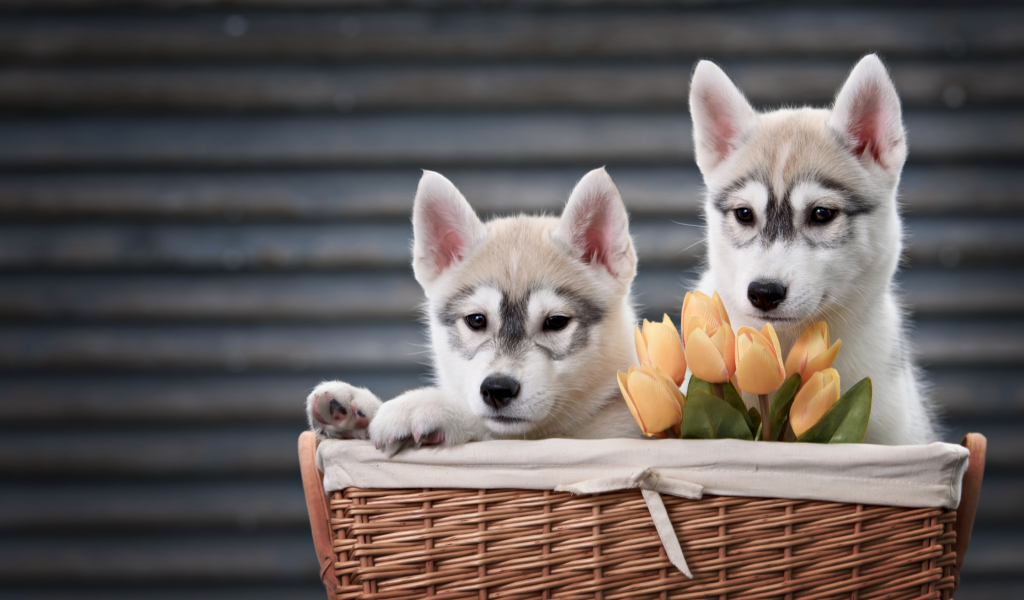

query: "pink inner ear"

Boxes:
[700, 89, 739, 161]
[574, 196, 619, 276]
[846, 83, 888, 167]
[424, 203, 469, 273]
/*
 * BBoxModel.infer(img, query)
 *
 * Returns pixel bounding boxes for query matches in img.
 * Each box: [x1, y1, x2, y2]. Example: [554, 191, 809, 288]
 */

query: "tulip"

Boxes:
[635, 315, 687, 386]
[681, 291, 736, 383]
[618, 362, 685, 437]
[785, 321, 842, 386]
[735, 323, 786, 395]
[789, 368, 841, 437]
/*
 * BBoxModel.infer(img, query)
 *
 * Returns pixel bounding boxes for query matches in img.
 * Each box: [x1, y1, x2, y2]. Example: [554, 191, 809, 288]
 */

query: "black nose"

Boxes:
[747, 281, 788, 311]
[480, 374, 520, 410]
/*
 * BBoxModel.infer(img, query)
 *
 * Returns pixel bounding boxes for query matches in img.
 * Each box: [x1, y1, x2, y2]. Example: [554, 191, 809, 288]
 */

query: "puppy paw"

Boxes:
[368, 387, 476, 457]
[306, 380, 382, 440]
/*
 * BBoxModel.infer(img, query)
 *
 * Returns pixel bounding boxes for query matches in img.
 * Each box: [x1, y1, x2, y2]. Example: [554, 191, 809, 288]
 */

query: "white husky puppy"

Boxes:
[689, 54, 938, 445]
[307, 167, 643, 453]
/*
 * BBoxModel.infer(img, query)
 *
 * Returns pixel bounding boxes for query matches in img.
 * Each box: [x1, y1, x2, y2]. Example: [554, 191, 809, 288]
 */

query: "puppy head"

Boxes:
[412, 168, 637, 436]
[689, 55, 906, 331]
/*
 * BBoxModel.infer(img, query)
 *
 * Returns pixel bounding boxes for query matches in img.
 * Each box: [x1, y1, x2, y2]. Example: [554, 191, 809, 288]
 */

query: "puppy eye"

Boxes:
[544, 315, 570, 331]
[810, 207, 837, 224]
[734, 207, 754, 224]
[465, 314, 487, 331]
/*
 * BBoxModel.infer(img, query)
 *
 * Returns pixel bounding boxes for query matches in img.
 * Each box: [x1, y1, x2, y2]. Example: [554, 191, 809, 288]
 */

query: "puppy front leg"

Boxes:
[306, 380, 383, 440]
[369, 387, 485, 457]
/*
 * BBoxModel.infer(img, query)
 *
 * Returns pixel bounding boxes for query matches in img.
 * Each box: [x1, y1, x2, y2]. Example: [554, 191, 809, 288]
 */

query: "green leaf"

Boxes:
[748, 406, 762, 439]
[769, 374, 801, 442]
[723, 380, 755, 432]
[795, 378, 873, 444]
[681, 390, 754, 441]
[754, 421, 763, 442]
[686, 376, 714, 400]
[782, 420, 797, 442]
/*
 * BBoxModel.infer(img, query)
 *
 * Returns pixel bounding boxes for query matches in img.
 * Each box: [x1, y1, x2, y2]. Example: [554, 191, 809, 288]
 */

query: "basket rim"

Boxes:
[316, 436, 970, 511]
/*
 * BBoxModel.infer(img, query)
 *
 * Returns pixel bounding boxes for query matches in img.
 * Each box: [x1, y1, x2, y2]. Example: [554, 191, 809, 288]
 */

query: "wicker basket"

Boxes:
[299, 432, 986, 600]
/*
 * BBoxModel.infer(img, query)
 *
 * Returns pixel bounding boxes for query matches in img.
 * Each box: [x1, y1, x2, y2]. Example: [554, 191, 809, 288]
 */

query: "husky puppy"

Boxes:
[307, 168, 643, 454]
[689, 54, 937, 445]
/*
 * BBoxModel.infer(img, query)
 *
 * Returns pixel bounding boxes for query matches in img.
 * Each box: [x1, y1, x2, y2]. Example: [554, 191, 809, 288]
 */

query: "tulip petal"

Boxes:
[684, 291, 723, 332]
[634, 325, 651, 365]
[619, 368, 652, 435]
[649, 363, 685, 418]
[685, 327, 730, 383]
[785, 321, 837, 382]
[684, 315, 707, 343]
[762, 323, 783, 361]
[736, 344, 786, 395]
[736, 330, 754, 357]
[712, 291, 732, 327]
[790, 368, 841, 436]
[711, 325, 737, 377]
[644, 316, 687, 385]
[626, 369, 684, 435]
[784, 331, 810, 379]
[806, 322, 829, 357]
[805, 339, 842, 377]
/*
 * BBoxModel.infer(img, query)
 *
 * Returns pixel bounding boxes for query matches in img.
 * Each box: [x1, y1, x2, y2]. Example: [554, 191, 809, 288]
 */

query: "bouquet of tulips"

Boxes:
[618, 291, 872, 443]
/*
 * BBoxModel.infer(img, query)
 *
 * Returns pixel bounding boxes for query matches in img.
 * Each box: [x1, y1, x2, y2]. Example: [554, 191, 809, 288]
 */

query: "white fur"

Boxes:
[690, 55, 938, 445]
[308, 168, 644, 454]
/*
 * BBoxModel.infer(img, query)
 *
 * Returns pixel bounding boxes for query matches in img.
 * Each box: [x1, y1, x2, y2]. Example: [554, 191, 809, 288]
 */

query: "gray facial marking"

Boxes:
[762, 184, 795, 244]
[538, 287, 606, 361]
[717, 171, 877, 250]
[497, 290, 530, 357]
[813, 176, 878, 216]
[714, 172, 795, 245]
[437, 283, 608, 363]
[797, 175, 876, 249]
[438, 286, 476, 327]
[713, 175, 758, 216]
[437, 285, 479, 358]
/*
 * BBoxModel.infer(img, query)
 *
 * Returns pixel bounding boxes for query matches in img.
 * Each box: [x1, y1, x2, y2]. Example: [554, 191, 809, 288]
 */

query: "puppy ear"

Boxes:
[554, 167, 636, 282]
[689, 60, 757, 174]
[829, 54, 906, 172]
[412, 170, 487, 286]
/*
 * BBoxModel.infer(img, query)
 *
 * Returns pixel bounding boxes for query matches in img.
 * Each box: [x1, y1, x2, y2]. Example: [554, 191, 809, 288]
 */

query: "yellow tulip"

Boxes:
[635, 314, 687, 386]
[785, 321, 842, 385]
[682, 290, 731, 332]
[735, 323, 786, 395]
[789, 368, 841, 437]
[681, 291, 736, 383]
[617, 362, 685, 437]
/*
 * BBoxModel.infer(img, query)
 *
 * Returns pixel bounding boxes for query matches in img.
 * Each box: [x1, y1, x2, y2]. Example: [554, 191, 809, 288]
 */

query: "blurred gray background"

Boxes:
[1, 1, 1022, 599]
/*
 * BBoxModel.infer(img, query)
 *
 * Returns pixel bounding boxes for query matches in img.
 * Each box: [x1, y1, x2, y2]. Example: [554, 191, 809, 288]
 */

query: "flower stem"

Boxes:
[758, 394, 771, 441]
[713, 383, 724, 400]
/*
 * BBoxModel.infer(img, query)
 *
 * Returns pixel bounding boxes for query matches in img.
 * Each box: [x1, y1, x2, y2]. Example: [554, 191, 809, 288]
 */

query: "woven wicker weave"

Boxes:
[299, 432, 986, 600]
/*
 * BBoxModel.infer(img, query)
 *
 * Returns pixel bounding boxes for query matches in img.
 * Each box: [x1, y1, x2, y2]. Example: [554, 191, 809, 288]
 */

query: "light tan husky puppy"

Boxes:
[690, 54, 937, 444]
[307, 168, 644, 454]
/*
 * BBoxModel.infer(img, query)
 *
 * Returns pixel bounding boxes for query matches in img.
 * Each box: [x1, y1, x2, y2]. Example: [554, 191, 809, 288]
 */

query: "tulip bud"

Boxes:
[734, 323, 786, 395]
[785, 321, 842, 386]
[789, 368, 841, 437]
[681, 291, 736, 383]
[682, 290, 731, 332]
[617, 363, 685, 437]
[635, 315, 687, 386]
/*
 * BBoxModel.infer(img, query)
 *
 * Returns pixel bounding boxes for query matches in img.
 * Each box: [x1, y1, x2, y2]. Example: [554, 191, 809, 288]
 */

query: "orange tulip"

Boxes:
[682, 291, 736, 383]
[618, 362, 685, 437]
[635, 315, 687, 386]
[789, 368, 841, 437]
[785, 321, 842, 385]
[735, 323, 786, 395]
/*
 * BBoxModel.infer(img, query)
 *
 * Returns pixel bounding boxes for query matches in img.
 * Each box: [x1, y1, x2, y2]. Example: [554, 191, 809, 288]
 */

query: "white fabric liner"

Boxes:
[318, 438, 970, 579]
